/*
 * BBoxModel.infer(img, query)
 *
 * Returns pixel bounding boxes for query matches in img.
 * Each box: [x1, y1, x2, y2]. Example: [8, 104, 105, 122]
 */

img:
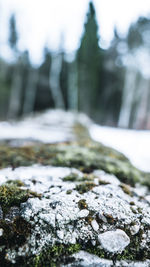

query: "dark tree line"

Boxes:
[0, 2, 150, 128]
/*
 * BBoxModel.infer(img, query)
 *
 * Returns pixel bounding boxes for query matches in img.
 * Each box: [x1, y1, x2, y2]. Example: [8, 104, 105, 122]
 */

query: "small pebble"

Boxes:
[130, 224, 140, 235]
[98, 229, 130, 253]
[91, 220, 99, 231]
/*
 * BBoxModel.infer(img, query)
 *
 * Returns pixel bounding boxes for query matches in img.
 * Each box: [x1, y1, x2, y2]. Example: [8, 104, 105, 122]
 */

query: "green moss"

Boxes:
[6, 179, 25, 187]
[76, 182, 96, 194]
[98, 179, 110, 185]
[78, 173, 95, 182]
[63, 173, 95, 183]
[0, 217, 31, 265]
[2, 232, 149, 266]
[130, 201, 135, 206]
[86, 246, 106, 259]
[30, 243, 81, 266]
[66, 190, 72, 194]
[0, 140, 150, 188]
[62, 173, 79, 182]
[0, 183, 41, 213]
[120, 183, 133, 196]
[0, 217, 31, 247]
[130, 207, 138, 214]
[78, 199, 88, 209]
[31, 241, 145, 267]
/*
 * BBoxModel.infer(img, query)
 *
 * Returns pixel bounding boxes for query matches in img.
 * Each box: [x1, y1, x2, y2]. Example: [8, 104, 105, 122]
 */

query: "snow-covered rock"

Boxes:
[0, 110, 150, 266]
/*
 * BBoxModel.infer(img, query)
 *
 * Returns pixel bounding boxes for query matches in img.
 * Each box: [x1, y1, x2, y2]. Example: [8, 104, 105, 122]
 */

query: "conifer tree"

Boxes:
[8, 14, 18, 52]
[77, 1, 101, 118]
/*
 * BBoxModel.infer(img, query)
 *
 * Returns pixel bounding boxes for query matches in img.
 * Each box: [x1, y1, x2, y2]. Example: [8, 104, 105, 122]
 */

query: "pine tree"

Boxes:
[8, 14, 18, 52]
[77, 1, 101, 118]
[59, 52, 69, 110]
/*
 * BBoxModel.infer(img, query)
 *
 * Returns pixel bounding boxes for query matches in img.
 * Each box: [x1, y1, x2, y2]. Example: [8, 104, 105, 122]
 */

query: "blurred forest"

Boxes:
[1, 2, 150, 129]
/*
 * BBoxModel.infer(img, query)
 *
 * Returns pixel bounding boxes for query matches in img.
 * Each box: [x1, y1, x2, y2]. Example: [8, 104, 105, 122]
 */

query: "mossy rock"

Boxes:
[0, 112, 150, 266]
[0, 141, 149, 188]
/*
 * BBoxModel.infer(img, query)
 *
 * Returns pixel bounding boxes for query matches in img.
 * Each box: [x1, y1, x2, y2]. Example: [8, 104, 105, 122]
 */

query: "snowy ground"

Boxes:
[90, 124, 150, 172]
[0, 109, 149, 172]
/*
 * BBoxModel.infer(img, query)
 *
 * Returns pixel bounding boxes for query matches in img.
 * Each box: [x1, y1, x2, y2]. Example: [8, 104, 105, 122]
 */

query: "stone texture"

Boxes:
[0, 110, 149, 266]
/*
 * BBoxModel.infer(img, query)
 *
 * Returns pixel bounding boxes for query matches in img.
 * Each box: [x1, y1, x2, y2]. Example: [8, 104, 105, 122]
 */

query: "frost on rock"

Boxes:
[0, 164, 149, 265]
[0, 110, 150, 266]
[98, 229, 130, 253]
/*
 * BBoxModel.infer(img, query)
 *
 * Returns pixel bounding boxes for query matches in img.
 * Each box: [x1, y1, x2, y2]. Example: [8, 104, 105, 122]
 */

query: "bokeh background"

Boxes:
[1, 0, 150, 129]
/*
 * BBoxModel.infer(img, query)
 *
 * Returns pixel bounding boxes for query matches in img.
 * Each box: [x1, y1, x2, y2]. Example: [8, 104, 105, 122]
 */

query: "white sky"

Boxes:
[0, 0, 150, 64]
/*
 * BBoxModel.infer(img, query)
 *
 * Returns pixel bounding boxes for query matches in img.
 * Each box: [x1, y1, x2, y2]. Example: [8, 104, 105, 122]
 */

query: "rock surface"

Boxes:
[0, 110, 150, 266]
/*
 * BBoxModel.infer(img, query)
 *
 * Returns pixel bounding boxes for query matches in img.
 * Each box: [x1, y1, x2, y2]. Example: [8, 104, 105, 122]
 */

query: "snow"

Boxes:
[0, 110, 91, 144]
[90, 124, 150, 172]
[0, 165, 82, 193]
[0, 110, 75, 143]
[0, 109, 149, 172]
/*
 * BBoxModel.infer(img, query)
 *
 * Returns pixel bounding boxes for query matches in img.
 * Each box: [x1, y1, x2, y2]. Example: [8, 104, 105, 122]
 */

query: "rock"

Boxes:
[98, 229, 130, 253]
[0, 110, 149, 266]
